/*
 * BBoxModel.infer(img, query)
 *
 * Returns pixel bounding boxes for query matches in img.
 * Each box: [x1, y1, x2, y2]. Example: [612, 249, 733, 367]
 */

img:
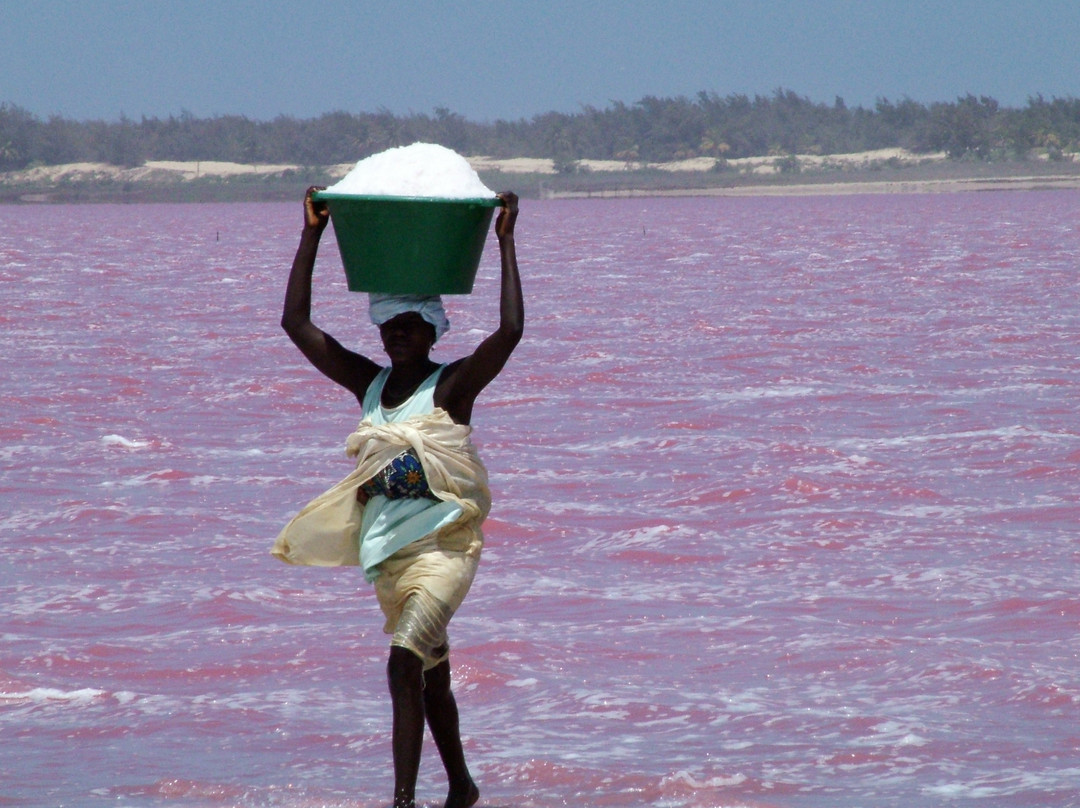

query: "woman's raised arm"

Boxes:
[281, 187, 380, 400]
[436, 191, 524, 424]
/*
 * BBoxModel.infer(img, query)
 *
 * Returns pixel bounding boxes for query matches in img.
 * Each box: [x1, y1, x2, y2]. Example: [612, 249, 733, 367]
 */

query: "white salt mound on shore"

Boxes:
[327, 142, 495, 199]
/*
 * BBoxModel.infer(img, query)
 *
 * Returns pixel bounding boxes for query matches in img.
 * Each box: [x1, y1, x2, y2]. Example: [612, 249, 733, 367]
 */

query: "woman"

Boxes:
[275, 186, 522, 808]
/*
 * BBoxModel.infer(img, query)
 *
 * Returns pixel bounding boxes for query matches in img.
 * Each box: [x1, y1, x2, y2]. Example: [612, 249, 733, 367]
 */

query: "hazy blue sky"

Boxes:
[3, 1, 1079, 122]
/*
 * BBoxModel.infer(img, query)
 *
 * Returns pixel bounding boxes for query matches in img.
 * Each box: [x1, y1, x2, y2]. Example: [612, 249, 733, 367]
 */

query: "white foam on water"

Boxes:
[0, 686, 106, 704]
[506, 678, 538, 688]
[100, 434, 150, 449]
[574, 523, 698, 554]
[661, 770, 749, 789]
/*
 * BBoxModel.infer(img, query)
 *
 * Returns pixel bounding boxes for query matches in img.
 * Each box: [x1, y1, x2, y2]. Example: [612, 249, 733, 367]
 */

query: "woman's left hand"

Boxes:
[495, 191, 518, 240]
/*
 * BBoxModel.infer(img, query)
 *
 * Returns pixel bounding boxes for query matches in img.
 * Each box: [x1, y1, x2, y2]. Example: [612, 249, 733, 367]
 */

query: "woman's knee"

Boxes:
[423, 658, 452, 692]
[387, 646, 424, 695]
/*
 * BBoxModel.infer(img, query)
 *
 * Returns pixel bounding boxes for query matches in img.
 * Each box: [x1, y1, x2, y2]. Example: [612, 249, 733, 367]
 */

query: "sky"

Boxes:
[3, 0, 1080, 123]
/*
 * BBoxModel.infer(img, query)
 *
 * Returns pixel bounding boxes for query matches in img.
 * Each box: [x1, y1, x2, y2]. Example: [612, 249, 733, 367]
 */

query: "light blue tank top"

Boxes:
[357, 364, 463, 581]
[362, 364, 443, 425]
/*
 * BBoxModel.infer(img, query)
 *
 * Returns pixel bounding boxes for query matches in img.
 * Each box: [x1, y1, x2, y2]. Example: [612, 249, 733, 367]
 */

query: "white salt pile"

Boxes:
[326, 142, 495, 199]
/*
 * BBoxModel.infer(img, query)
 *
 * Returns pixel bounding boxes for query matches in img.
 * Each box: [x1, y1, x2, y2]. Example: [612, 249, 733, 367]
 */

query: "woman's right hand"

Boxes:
[304, 186, 329, 230]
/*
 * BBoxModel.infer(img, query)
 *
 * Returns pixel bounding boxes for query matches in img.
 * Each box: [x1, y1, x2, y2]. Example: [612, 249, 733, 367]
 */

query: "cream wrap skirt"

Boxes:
[271, 409, 490, 667]
[375, 532, 480, 669]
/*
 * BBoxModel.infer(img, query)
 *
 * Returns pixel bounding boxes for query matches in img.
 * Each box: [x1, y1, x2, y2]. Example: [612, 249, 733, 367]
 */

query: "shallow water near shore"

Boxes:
[2, 192, 1080, 807]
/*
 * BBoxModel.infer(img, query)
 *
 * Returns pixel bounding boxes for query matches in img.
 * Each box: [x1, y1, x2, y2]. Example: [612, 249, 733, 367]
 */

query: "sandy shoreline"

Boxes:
[5, 149, 934, 182]
[3, 149, 1080, 199]
[549, 174, 1080, 198]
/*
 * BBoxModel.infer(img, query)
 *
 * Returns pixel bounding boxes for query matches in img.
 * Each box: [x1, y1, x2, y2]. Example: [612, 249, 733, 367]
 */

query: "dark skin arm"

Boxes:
[434, 191, 523, 424]
[281, 187, 523, 424]
[281, 187, 381, 400]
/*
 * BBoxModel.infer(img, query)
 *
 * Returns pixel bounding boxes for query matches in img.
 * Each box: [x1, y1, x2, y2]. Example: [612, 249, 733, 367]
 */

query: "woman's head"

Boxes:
[369, 293, 449, 363]
[368, 293, 449, 342]
[377, 311, 437, 362]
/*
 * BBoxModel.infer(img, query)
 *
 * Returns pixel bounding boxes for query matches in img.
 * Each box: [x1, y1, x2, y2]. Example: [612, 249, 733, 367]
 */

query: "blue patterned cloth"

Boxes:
[360, 449, 435, 500]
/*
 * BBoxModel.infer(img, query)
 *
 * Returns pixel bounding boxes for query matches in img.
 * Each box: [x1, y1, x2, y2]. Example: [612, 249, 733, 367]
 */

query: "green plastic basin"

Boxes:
[313, 191, 501, 295]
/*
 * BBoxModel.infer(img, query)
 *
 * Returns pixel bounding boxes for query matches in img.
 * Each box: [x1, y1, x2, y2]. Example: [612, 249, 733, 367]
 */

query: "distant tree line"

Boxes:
[3, 90, 1080, 173]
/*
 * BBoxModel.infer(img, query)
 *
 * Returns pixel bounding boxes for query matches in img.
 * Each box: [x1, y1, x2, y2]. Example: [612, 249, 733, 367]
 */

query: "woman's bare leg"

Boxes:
[423, 658, 479, 808]
[387, 646, 425, 808]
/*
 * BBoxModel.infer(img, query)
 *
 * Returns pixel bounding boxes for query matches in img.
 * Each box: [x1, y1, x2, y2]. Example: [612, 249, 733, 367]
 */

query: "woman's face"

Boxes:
[378, 312, 436, 363]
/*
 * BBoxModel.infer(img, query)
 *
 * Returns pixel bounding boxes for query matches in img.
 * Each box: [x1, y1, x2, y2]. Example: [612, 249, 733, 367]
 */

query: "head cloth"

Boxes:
[368, 293, 450, 342]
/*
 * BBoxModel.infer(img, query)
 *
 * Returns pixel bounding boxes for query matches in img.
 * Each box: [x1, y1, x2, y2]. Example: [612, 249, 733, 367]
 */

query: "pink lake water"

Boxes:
[2, 191, 1080, 808]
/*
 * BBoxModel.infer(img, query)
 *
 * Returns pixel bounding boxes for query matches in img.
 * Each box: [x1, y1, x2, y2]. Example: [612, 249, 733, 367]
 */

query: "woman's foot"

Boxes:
[444, 778, 479, 808]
